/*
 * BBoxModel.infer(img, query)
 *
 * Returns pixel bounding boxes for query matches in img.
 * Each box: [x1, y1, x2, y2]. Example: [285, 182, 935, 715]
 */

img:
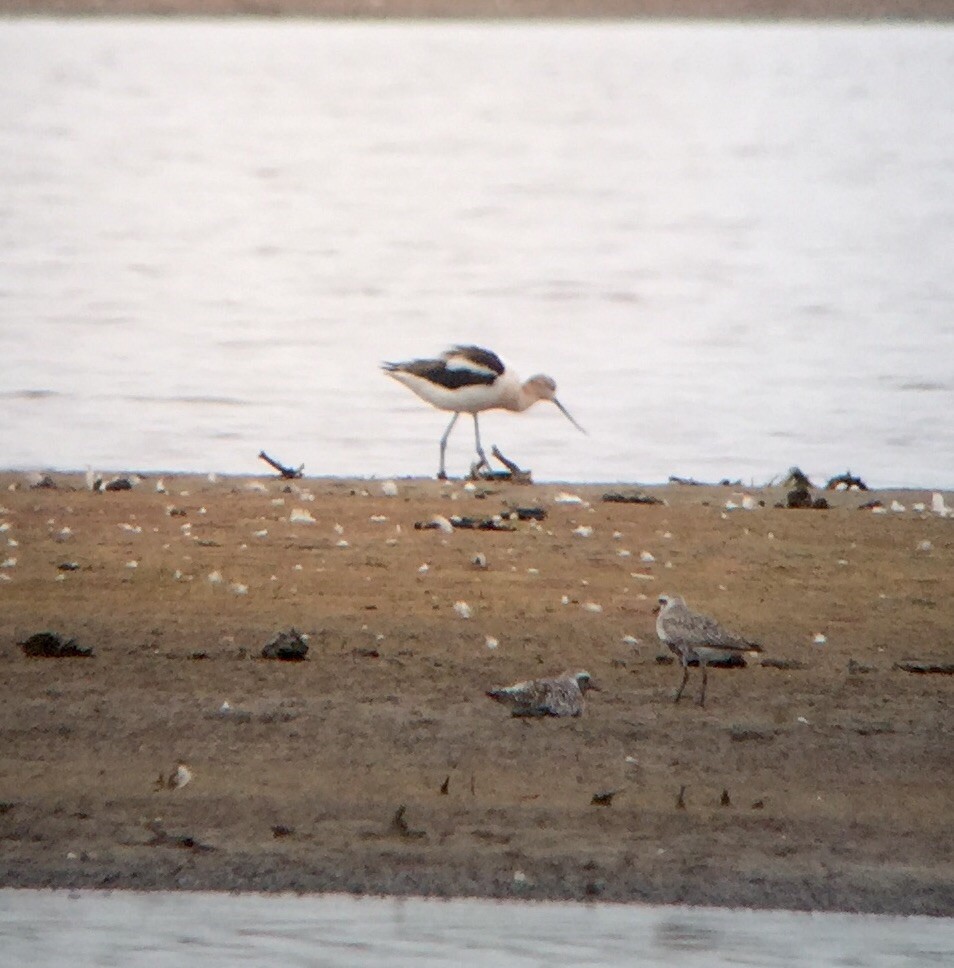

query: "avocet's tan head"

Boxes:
[524, 374, 558, 400]
[523, 374, 586, 433]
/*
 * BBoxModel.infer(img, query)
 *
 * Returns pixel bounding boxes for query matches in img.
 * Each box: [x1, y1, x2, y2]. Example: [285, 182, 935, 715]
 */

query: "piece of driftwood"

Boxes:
[786, 485, 812, 508]
[103, 477, 133, 492]
[468, 446, 532, 484]
[730, 725, 776, 743]
[785, 485, 829, 510]
[826, 471, 869, 491]
[261, 628, 309, 661]
[782, 466, 814, 490]
[893, 661, 954, 675]
[390, 804, 426, 840]
[414, 515, 515, 532]
[602, 491, 664, 505]
[258, 450, 303, 479]
[509, 506, 547, 520]
[669, 475, 742, 487]
[655, 652, 747, 668]
[415, 509, 542, 528]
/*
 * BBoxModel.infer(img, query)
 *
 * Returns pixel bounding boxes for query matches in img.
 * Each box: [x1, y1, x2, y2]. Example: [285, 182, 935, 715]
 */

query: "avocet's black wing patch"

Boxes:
[446, 345, 506, 376]
[383, 356, 497, 389]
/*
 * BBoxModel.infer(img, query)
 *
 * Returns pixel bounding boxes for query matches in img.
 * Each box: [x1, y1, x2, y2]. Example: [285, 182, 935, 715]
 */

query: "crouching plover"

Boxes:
[486, 670, 597, 717]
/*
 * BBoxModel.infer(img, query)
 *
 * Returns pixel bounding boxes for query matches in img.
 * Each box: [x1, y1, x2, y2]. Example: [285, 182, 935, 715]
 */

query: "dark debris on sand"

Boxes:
[19, 632, 93, 658]
[261, 628, 309, 661]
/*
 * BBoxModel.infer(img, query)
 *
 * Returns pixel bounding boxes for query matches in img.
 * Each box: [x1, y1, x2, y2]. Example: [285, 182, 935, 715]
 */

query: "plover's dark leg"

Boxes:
[471, 413, 490, 472]
[674, 661, 690, 703]
[438, 411, 460, 479]
[696, 662, 709, 707]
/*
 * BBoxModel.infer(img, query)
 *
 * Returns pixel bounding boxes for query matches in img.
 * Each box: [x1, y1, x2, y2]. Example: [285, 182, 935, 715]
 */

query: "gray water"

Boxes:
[1, 20, 953, 486]
[1, 889, 952, 967]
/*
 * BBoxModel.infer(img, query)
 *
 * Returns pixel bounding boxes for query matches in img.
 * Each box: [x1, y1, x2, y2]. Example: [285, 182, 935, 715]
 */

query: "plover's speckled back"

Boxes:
[486, 670, 597, 717]
[655, 594, 763, 706]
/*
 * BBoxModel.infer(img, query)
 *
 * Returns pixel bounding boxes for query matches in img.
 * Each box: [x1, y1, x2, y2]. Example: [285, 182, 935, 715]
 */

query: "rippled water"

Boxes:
[1, 890, 952, 967]
[1, 20, 953, 486]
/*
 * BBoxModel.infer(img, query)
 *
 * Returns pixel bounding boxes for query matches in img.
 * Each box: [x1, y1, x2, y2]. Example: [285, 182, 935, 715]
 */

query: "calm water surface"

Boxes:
[0, 20, 953, 486]
[1, 890, 952, 967]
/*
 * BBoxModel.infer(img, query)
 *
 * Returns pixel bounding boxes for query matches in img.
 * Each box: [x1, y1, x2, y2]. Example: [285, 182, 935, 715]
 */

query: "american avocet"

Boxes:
[486, 671, 597, 718]
[382, 345, 585, 479]
[654, 594, 764, 706]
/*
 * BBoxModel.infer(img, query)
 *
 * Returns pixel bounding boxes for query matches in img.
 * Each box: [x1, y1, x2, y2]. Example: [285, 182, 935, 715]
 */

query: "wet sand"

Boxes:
[0, 470, 951, 914]
[1, 1, 952, 19]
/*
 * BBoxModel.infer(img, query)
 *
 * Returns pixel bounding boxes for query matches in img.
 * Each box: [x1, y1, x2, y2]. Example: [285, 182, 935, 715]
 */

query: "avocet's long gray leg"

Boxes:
[674, 661, 690, 703]
[472, 414, 490, 472]
[438, 412, 460, 480]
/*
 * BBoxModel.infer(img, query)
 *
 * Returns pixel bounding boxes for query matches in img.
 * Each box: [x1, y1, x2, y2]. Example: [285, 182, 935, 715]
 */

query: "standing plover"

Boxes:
[654, 594, 763, 706]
